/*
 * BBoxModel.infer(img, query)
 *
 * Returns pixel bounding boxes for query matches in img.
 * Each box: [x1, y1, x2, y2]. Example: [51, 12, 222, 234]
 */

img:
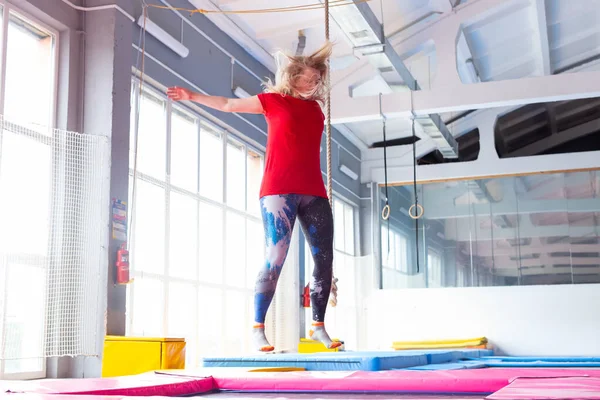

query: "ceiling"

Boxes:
[191, 0, 600, 156]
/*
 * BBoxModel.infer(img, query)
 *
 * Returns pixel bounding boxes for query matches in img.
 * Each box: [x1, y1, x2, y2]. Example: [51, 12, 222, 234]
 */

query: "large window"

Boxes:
[0, 3, 57, 380]
[381, 170, 600, 289]
[127, 80, 264, 366]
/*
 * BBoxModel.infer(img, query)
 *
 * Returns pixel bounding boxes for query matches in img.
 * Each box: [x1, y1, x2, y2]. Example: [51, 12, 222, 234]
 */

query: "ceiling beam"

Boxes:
[332, 69, 600, 124]
[370, 147, 600, 186]
[532, 0, 552, 75]
[439, 67, 600, 111]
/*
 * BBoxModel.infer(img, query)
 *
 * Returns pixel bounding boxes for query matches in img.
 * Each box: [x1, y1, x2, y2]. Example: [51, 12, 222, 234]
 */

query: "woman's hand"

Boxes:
[167, 86, 193, 102]
[165, 86, 263, 114]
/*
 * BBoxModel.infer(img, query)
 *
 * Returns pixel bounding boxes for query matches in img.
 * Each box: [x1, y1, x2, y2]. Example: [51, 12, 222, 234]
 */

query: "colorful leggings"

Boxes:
[254, 194, 334, 324]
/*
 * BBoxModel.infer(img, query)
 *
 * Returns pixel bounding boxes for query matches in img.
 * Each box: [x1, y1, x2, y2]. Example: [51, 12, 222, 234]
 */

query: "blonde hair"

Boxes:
[263, 41, 333, 104]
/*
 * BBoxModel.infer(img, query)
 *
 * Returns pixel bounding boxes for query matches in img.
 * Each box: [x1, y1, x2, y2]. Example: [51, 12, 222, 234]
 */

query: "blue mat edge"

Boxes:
[202, 349, 495, 371]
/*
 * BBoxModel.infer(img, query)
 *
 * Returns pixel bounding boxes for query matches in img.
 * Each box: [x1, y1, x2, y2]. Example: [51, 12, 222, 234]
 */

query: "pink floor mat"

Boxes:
[206, 368, 600, 394]
[2, 368, 600, 398]
[1, 396, 140, 400]
[0, 395, 485, 400]
[486, 376, 600, 399]
[0, 372, 214, 396]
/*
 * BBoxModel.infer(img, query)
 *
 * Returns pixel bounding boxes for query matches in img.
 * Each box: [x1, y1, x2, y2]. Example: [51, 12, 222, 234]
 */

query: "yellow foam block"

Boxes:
[102, 336, 186, 377]
[392, 337, 487, 350]
[161, 341, 186, 370]
[298, 338, 343, 353]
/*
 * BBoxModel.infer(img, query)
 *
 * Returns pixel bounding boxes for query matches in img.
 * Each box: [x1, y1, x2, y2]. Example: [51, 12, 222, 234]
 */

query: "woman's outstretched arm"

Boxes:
[167, 86, 263, 114]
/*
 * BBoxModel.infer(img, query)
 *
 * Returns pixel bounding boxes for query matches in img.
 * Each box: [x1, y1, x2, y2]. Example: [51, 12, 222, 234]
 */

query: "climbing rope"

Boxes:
[323, 0, 338, 308]
[324, 1, 332, 208]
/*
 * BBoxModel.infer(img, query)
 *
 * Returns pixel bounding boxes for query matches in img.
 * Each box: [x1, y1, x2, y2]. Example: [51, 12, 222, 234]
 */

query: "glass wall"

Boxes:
[380, 170, 600, 289]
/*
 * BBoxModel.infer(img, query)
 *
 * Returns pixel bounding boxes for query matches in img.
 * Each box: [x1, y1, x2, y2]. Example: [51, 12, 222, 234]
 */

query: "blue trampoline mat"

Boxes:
[402, 355, 600, 371]
[478, 356, 600, 362]
[484, 361, 600, 367]
[202, 349, 494, 371]
[469, 356, 600, 368]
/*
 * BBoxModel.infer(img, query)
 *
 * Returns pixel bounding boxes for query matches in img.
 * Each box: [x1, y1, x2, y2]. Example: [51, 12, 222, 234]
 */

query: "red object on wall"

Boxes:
[116, 243, 130, 284]
[302, 284, 310, 308]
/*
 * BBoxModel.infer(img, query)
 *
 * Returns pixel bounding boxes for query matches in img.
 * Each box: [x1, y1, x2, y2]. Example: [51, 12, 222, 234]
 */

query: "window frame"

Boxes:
[0, 0, 59, 380]
[0, 0, 59, 128]
[332, 196, 357, 257]
[427, 248, 443, 287]
[126, 77, 266, 362]
[381, 224, 409, 273]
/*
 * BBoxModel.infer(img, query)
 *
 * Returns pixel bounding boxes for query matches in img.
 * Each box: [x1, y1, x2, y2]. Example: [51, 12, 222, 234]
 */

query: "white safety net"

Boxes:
[0, 115, 110, 362]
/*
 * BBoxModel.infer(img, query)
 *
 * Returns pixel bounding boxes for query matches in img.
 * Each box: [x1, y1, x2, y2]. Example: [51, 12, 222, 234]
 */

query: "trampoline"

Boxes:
[3, 351, 600, 399]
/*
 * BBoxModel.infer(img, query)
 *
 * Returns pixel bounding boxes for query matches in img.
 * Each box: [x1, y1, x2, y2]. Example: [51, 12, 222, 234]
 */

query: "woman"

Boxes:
[167, 41, 341, 352]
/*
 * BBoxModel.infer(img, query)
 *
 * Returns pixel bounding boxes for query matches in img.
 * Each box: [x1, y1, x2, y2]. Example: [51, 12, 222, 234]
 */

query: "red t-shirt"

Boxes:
[257, 92, 327, 199]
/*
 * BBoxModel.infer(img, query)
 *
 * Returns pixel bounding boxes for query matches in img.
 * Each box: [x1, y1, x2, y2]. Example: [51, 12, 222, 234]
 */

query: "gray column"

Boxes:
[82, 2, 133, 336]
[48, 3, 133, 379]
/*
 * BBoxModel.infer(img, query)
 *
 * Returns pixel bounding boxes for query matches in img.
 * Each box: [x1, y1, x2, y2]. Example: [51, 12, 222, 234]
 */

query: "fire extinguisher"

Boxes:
[116, 243, 130, 284]
[302, 284, 310, 308]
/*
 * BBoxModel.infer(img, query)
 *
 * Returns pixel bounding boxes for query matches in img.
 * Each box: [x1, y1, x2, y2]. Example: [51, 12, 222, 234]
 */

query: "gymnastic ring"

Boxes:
[381, 204, 390, 220]
[408, 204, 424, 219]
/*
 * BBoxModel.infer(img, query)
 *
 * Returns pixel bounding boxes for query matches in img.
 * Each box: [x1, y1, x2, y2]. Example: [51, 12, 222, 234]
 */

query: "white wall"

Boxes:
[365, 284, 600, 356]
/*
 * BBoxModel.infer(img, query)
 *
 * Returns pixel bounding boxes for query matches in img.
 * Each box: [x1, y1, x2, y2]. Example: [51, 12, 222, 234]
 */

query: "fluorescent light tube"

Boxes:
[137, 15, 189, 58]
[233, 86, 251, 98]
[339, 164, 358, 181]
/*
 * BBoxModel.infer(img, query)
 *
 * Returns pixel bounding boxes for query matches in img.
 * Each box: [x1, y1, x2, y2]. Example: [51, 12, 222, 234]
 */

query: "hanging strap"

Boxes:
[380, 93, 390, 221]
[411, 116, 420, 273]
[409, 87, 423, 273]
[379, 94, 392, 265]
[323, 0, 339, 308]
